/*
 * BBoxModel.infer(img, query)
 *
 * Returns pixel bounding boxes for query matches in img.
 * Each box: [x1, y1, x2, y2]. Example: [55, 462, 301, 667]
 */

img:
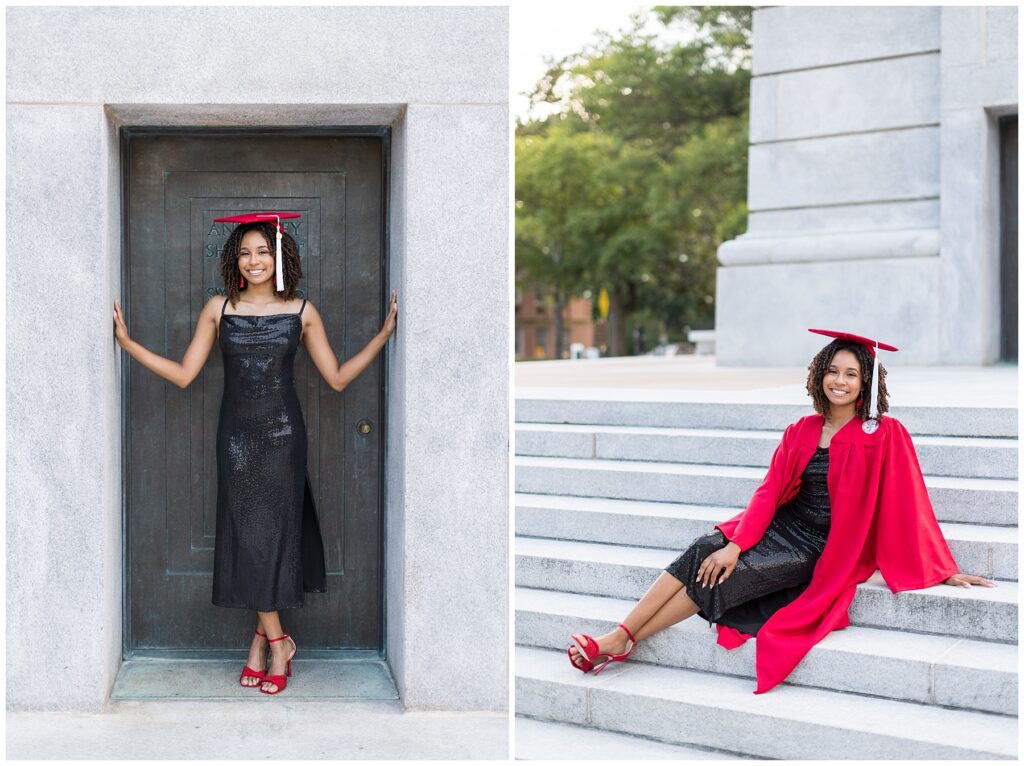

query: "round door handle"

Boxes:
[357, 419, 372, 435]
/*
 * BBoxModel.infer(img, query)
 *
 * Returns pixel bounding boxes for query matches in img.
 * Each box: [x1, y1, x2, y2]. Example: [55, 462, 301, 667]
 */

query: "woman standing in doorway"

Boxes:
[113, 212, 397, 695]
[567, 329, 995, 693]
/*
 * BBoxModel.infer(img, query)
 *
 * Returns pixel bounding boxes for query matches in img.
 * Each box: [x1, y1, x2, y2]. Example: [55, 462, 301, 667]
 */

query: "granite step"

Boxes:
[515, 398, 1018, 438]
[515, 645, 1017, 759]
[515, 455, 1019, 525]
[515, 423, 1018, 479]
[515, 586, 1018, 715]
[515, 537, 1019, 642]
[514, 493, 1018, 581]
[515, 717, 749, 760]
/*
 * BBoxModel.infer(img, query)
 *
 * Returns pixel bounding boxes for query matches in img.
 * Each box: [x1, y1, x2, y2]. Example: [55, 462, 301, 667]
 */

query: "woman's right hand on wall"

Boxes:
[380, 290, 398, 339]
[113, 300, 131, 349]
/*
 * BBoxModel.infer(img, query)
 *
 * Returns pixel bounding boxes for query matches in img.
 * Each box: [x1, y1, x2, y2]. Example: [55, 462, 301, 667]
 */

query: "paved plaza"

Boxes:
[516, 354, 1018, 408]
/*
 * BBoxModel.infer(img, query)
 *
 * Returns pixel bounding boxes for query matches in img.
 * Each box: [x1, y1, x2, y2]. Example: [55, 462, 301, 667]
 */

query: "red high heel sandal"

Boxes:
[568, 623, 636, 675]
[260, 633, 297, 695]
[567, 643, 594, 672]
[239, 629, 268, 687]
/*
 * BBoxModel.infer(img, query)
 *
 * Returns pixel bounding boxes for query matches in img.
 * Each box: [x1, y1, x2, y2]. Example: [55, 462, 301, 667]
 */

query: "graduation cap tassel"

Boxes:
[275, 225, 285, 293]
[862, 339, 881, 434]
[868, 340, 880, 421]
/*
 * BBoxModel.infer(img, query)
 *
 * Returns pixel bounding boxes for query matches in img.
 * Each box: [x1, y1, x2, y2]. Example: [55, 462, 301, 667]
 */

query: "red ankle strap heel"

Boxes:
[239, 630, 269, 688]
[567, 623, 638, 676]
[590, 624, 636, 676]
[260, 633, 297, 695]
[619, 623, 637, 644]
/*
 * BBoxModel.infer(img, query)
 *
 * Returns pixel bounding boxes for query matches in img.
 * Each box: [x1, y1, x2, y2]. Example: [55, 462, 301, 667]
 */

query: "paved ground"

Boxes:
[516, 355, 1018, 407]
[516, 717, 748, 760]
[9, 658, 509, 759]
[7, 699, 509, 759]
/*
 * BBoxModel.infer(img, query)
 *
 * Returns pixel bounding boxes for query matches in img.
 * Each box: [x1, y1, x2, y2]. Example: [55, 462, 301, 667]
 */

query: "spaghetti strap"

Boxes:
[299, 298, 307, 316]
[221, 297, 229, 316]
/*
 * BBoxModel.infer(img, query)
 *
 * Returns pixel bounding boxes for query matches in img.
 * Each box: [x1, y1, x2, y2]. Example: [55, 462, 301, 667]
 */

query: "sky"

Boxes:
[510, 3, 649, 122]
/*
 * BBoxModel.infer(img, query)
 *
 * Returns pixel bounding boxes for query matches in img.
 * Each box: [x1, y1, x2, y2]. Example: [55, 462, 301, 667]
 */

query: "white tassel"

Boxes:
[860, 340, 883, 434]
[275, 224, 284, 292]
[869, 340, 880, 421]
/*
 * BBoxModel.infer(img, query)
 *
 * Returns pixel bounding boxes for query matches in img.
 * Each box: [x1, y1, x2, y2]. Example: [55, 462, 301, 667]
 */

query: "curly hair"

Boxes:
[219, 222, 302, 307]
[806, 340, 889, 420]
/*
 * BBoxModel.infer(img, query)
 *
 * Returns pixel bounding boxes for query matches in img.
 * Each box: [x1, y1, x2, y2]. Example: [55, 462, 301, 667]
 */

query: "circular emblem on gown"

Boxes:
[862, 418, 879, 434]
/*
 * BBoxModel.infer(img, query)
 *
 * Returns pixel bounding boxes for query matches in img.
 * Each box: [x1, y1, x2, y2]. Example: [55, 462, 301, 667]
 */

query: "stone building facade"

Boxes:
[717, 6, 1017, 365]
[7, 6, 508, 714]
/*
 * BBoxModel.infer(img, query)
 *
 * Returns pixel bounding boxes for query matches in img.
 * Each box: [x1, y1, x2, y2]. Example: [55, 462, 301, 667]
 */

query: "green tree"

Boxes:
[528, 7, 750, 154]
[517, 6, 752, 355]
[516, 124, 618, 358]
[587, 138, 673, 355]
[645, 114, 749, 333]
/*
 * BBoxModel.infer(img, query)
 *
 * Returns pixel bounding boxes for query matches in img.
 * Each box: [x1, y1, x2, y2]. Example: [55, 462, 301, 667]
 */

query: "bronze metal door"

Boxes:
[1000, 115, 1017, 362]
[123, 130, 386, 656]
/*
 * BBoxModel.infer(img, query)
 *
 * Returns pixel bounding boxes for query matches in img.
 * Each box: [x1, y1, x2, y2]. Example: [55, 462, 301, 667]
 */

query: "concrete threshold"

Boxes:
[111, 658, 398, 700]
[7, 697, 509, 759]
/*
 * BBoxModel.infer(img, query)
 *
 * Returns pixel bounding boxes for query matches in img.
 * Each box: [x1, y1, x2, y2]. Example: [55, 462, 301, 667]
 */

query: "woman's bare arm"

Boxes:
[302, 291, 397, 393]
[113, 297, 221, 389]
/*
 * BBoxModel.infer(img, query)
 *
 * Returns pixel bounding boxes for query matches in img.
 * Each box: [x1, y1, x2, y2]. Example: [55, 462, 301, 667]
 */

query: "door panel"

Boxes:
[1000, 116, 1017, 362]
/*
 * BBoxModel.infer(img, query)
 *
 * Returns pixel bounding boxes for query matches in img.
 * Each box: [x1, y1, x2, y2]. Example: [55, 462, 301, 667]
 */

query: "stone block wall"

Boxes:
[717, 6, 1017, 365]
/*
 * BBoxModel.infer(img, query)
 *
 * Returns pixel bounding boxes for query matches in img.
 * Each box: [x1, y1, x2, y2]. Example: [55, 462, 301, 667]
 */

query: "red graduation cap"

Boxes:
[807, 328, 898, 357]
[808, 328, 897, 433]
[214, 212, 301, 292]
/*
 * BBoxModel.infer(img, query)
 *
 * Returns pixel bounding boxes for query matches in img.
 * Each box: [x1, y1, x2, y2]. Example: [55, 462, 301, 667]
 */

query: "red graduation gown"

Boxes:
[714, 414, 960, 693]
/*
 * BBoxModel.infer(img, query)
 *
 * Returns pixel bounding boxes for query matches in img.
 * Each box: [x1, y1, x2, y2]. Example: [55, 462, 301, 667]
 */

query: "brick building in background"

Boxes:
[515, 286, 602, 359]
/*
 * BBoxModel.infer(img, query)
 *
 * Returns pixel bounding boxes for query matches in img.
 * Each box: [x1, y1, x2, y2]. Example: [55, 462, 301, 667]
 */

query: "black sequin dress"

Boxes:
[665, 446, 832, 636]
[211, 297, 326, 611]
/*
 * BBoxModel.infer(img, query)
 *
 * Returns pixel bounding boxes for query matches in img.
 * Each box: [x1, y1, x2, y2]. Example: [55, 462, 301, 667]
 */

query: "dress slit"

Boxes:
[301, 473, 327, 593]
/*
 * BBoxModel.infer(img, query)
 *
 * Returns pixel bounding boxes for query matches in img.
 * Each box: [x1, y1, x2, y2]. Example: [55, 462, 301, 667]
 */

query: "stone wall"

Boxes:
[6, 6, 508, 712]
[717, 6, 1017, 365]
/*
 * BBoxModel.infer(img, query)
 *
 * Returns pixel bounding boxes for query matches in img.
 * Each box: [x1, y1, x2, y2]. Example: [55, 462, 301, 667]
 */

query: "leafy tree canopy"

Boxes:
[517, 6, 752, 353]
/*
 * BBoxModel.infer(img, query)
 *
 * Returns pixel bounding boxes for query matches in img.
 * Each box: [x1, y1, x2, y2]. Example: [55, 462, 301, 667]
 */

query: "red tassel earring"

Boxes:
[239, 275, 246, 289]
